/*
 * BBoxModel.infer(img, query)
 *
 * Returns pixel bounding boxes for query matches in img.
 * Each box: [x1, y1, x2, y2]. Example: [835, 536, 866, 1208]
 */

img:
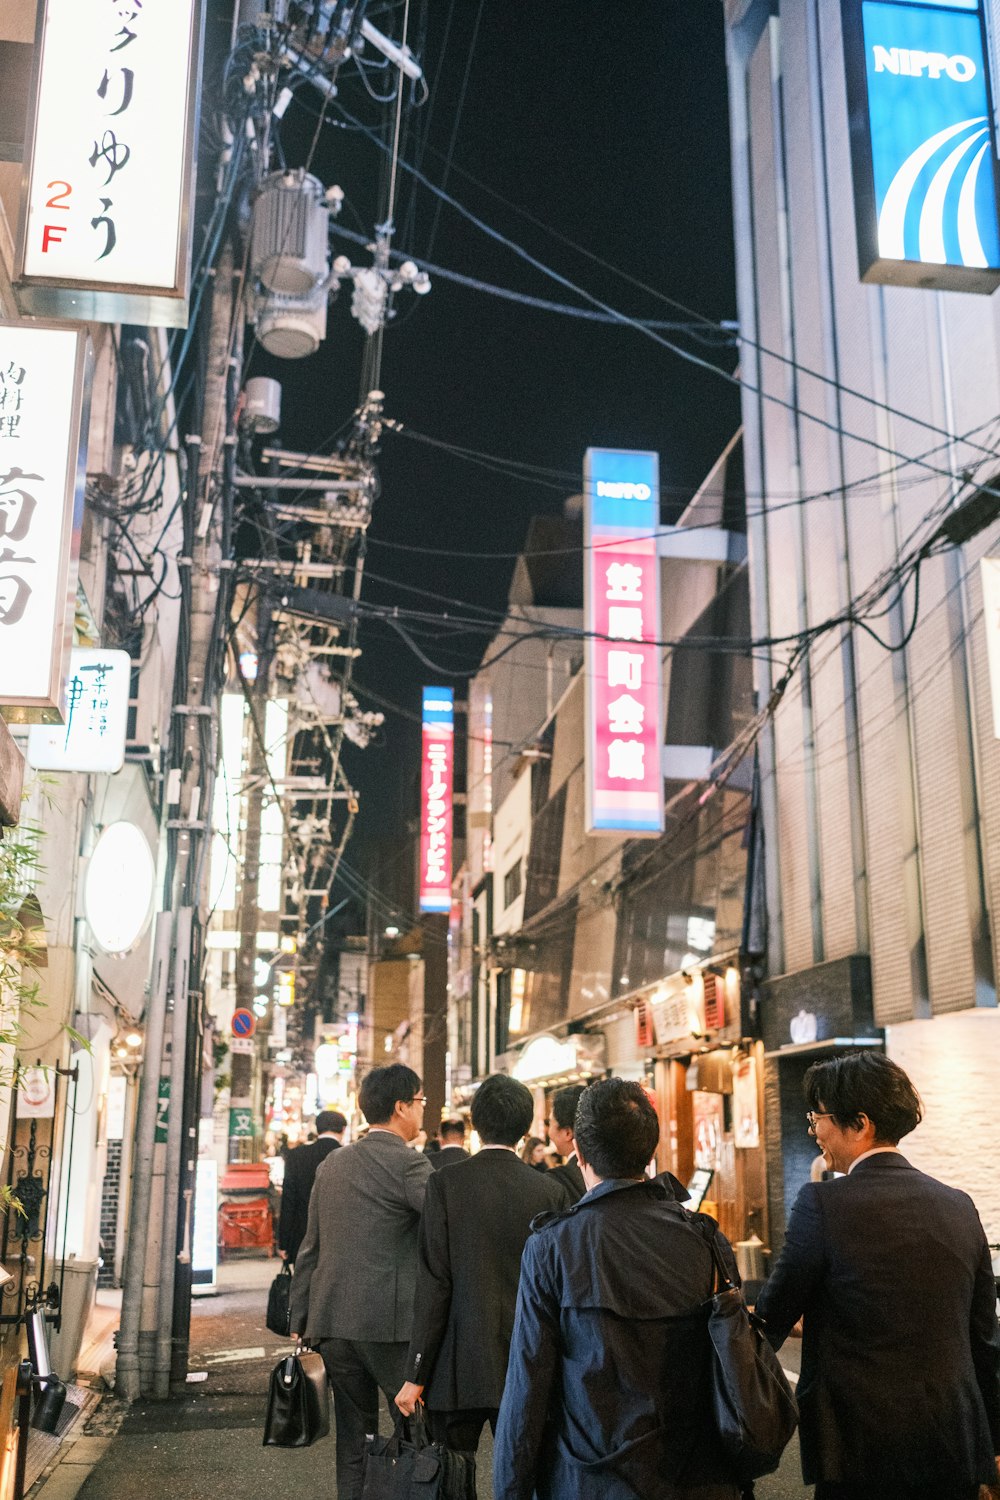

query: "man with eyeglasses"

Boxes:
[290, 1064, 432, 1500]
[756, 1051, 1000, 1500]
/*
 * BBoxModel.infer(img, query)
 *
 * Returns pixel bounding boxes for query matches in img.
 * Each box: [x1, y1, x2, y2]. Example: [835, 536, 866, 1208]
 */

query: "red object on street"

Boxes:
[218, 1161, 274, 1256]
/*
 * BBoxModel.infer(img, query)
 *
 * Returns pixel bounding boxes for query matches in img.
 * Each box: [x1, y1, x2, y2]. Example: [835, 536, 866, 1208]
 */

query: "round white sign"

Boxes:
[84, 821, 156, 954]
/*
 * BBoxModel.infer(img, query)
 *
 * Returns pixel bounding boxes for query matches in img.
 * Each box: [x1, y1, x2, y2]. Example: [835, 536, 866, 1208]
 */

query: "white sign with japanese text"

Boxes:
[0, 322, 91, 719]
[28, 648, 131, 772]
[19, 0, 200, 323]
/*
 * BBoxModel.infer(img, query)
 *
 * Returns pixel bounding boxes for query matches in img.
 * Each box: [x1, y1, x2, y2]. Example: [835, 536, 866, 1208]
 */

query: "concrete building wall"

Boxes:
[887, 1013, 1000, 1240]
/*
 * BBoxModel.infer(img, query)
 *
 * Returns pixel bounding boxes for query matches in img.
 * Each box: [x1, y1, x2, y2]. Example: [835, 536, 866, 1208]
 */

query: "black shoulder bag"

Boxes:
[701, 1221, 798, 1483]
[266, 1261, 292, 1336]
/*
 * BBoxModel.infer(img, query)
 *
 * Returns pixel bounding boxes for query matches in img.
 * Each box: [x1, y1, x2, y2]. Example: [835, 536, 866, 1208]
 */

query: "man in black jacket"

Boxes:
[395, 1074, 567, 1454]
[545, 1084, 586, 1202]
[494, 1078, 741, 1500]
[757, 1052, 1000, 1500]
[431, 1118, 470, 1170]
[277, 1109, 345, 1264]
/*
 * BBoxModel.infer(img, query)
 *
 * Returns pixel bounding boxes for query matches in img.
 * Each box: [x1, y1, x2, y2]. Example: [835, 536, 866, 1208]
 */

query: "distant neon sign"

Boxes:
[584, 449, 663, 835]
[419, 687, 454, 912]
[843, 0, 1000, 292]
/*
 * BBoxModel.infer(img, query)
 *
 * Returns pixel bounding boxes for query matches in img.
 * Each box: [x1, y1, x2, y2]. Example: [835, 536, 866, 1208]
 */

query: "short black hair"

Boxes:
[358, 1064, 421, 1125]
[551, 1084, 586, 1132]
[804, 1052, 922, 1144]
[316, 1110, 346, 1135]
[440, 1118, 465, 1142]
[574, 1078, 658, 1179]
[471, 1074, 535, 1146]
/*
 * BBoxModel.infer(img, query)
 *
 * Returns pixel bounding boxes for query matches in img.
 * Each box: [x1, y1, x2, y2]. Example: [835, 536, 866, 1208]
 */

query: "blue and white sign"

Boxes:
[843, 0, 1000, 291]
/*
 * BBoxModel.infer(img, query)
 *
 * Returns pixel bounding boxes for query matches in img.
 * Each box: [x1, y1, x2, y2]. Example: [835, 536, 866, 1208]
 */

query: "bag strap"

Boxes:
[684, 1208, 737, 1296]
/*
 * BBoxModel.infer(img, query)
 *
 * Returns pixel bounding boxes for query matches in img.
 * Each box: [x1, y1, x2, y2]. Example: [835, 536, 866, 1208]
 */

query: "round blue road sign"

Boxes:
[231, 1008, 256, 1038]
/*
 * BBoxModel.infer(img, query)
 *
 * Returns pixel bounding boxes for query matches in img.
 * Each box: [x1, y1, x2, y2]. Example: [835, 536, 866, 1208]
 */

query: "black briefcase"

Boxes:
[266, 1262, 292, 1336]
[361, 1410, 476, 1500]
[262, 1349, 330, 1448]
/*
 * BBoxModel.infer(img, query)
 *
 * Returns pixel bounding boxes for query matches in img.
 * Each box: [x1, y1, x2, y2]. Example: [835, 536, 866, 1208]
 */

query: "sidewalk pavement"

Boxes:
[26, 1256, 810, 1500]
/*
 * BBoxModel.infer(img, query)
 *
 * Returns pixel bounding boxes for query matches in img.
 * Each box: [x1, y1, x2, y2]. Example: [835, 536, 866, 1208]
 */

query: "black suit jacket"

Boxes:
[547, 1153, 585, 1204]
[430, 1145, 470, 1170]
[405, 1148, 568, 1411]
[756, 1152, 1000, 1488]
[278, 1136, 339, 1263]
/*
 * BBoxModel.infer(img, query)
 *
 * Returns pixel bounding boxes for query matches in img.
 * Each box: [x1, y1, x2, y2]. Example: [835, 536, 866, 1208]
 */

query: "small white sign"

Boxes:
[28, 648, 131, 772]
[191, 1157, 218, 1289]
[981, 558, 1000, 739]
[17, 1066, 55, 1119]
[106, 1072, 128, 1140]
[20, 0, 199, 308]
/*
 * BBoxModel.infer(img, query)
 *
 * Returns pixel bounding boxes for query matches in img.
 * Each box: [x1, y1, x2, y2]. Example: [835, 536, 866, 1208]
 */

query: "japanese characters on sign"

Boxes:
[0, 323, 91, 721]
[28, 648, 131, 772]
[419, 687, 454, 913]
[584, 449, 664, 835]
[18, 0, 201, 325]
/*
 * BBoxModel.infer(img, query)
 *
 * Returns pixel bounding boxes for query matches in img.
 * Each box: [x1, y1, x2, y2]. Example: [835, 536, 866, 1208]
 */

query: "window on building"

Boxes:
[503, 859, 523, 908]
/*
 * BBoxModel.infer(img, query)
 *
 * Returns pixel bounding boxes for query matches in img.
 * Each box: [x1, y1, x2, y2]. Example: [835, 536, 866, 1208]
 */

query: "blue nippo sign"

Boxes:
[231, 1008, 256, 1039]
[843, 0, 1000, 291]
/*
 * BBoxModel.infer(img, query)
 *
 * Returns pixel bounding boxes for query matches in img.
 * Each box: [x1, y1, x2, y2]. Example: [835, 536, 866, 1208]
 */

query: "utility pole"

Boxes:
[166, 241, 243, 1392]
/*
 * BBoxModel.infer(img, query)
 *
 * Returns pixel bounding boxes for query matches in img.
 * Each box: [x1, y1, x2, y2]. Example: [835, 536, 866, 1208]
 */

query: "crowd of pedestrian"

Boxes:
[281, 1054, 1000, 1500]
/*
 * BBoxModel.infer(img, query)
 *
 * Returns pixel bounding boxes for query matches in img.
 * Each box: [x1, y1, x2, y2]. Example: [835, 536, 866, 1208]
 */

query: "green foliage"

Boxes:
[0, 812, 47, 1220]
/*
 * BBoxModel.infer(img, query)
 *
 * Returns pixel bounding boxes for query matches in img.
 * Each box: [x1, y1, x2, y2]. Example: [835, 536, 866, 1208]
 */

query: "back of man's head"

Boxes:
[316, 1109, 346, 1136]
[440, 1118, 466, 1144]
[551, 1084, 586, 1133]
[359, 1064, 421, 1125]
[472, 1074, 534, 1147]
[574, 1078, 659, 1180]
[804, 1051, 922, 1144]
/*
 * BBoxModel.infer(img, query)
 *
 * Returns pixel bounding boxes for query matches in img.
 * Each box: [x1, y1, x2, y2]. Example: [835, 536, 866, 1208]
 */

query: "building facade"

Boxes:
[725, 0, 1000, 1240]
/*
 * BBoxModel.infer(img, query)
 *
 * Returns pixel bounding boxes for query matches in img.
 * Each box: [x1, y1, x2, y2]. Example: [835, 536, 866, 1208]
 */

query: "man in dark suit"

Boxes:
[394, 1074, 567, 1454]
[545, 1083, 586, 1202]
[757, 1051, 1000, 1500]
[431, 1117, 470, 1170]
[494, 1078, 742, 1500]
[290, 1065, 432, 1500]
[276, 1109, 345, 1264]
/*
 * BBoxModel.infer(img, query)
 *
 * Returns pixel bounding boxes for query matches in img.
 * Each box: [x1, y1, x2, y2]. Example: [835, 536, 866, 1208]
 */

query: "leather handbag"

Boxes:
[262, 1348, 330, 1448]
[701, 1220, 798, 1482]
[361, 1408, 476, 1500]
[266, 1262, 292, 1336]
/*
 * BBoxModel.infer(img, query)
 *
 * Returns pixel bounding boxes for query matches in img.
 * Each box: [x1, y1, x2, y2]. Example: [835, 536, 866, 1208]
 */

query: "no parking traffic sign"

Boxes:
[231, 1008, 256, 1039]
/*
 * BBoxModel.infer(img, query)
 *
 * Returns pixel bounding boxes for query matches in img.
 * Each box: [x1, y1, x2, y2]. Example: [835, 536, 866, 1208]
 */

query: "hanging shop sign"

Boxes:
[16, 0, 203, 327]
[584, 448, 664, 835]
[419, 686, 454, 912]
[732, 1054, 760, 1150]
[27, 648, 131, 772]
[84, 820, 155, 954]
[0, 322, 92, 722]
[981, 557, 1000, 736]
[842, 0, 1000, 291]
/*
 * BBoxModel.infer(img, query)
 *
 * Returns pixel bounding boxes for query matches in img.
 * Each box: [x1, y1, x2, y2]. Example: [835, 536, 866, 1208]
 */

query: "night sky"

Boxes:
[247, 1, 740, 868]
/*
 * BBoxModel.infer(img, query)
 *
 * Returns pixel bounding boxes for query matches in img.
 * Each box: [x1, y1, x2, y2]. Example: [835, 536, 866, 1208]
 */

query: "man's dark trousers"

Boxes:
[317, 1338, 408, 1500]
[428, 1407, 497, 1453]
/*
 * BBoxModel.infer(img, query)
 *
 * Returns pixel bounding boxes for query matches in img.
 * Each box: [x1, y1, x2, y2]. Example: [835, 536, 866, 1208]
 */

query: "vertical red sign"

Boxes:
[419, 687, 454, 912]
[584, 449, 664, 834]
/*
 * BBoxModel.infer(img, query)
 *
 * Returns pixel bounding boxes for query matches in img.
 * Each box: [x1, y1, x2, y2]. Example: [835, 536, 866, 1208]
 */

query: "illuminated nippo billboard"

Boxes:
[842, 0, 1000, 291]
[584, 449, 663, 836]
[419, 687, 454, 912]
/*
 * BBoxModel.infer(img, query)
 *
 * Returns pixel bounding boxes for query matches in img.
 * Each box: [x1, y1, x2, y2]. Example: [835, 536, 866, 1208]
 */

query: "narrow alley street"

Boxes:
[27, 1257, 807, 1500]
